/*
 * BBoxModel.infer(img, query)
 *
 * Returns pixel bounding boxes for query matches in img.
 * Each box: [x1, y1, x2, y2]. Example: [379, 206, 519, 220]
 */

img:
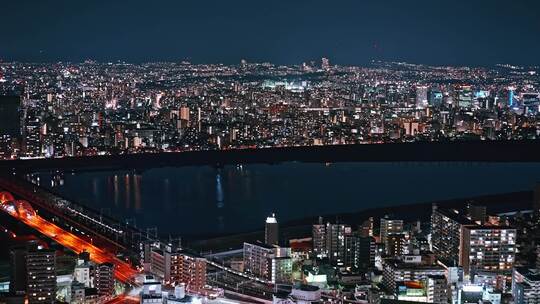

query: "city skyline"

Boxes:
[2, 1, 540, 304]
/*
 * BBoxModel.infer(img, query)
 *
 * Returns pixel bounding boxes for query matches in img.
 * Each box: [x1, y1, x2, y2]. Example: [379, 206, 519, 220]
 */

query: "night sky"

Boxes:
[1, 0, 539, 66]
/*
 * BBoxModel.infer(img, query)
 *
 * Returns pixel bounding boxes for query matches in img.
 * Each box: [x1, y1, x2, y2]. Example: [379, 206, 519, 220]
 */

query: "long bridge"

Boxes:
[0, 175, 161, 285]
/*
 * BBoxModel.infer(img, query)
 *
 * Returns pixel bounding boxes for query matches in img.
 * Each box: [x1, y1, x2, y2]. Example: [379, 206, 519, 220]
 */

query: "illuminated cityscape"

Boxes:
[0, 60, 540, 159]
[1, 0, 540, 304]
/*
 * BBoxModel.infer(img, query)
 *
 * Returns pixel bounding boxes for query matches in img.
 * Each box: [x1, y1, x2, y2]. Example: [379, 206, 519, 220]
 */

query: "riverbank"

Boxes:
[189, 190, 533, 252]
[4, 141, 540, 173]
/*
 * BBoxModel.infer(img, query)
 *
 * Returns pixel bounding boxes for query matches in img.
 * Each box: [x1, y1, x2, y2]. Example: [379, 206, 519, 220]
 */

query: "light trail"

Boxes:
[0, 192, 139, 285]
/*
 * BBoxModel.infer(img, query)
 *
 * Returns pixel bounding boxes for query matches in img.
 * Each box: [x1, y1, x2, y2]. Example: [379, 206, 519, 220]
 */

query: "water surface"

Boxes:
[34, 162, 540, 237]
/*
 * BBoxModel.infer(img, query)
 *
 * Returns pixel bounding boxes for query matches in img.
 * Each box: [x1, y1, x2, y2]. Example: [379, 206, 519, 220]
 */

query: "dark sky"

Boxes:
[1, 0, 539, 66]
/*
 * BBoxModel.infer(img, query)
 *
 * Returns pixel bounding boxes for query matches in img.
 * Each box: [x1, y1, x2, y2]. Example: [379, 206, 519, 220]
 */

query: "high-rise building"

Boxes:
[9, 246, 27, 295]
[460, 226, 516, 275]
[360, 217, 374, 237]
[344, 234, 376, 270]
[265, 213, 279, 246]
[386, 233, 407, 257]
[312, 217, 327, 258]
[512, 267, 540, 304]
[243, 241, 275, 279]
[455, 85, 474, 108]
[0, 95, 21, 138]
[416, 86, 429, 108]
[26, 245, 56, 304]
[180, 106, 190, 122]
[321, 58, 330, 70]
[431, 206, 516, 275]
[150, 246, 206, 291]
[312, 220, 352, 265]
[170, 253, 206, 291]
[429, 89, 444, 107]
[326, 223, 351, 265]
[381, 217, 404, 252]
[243, 241, 291, 283]
[431, 206, 468, 265]
[95, 263, 114, 297]
[382, 256, 446, 293]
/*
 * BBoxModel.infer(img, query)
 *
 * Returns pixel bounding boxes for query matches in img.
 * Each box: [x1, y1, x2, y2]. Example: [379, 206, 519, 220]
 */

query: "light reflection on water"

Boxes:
[33, 162, 540, 237]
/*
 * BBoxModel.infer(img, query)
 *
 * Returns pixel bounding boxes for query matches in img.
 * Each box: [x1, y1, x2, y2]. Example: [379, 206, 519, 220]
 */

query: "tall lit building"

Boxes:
[325, 223, 351, 265]
[149, 246, 206, 291]
[95, 263, 114, 297]
[312, 217, 327, 258]
[381, 217, 404, 253]
[416, 86, 429, 108]
[344, 234, 376, 270]
[460, 226, 516, 275]
[321, 57, 330, 70]
[265, 213, 279, 246]
[382, 256, 445, 293]
[455, 85, 474, 108]
[180, 106, 190, 122]
[431, 206, 516, 275]
[512, 267, 540, 304]
[26, 245, 56, 304]
[431, 206, 468, 265]
[170, 253, 206, 292]
[243, 241, 292, 283]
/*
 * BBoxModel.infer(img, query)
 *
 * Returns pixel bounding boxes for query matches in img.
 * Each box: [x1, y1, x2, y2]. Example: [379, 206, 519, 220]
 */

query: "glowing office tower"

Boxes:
[265, 213, 279, 246]
[416, 86, 429, 108]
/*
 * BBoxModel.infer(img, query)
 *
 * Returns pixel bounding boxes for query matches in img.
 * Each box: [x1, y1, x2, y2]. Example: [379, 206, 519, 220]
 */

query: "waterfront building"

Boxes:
[266, 213, 279, 246]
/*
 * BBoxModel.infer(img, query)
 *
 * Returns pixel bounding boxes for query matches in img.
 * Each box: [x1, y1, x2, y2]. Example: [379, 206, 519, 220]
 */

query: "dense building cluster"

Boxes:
[203, 193, 540, 304]
[1, 59, 539, 159]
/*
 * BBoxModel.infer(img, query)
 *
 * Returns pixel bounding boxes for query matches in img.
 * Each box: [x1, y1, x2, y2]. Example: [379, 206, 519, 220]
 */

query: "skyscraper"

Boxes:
[26, 245, 56, 304]
[416, 86, 429, 108]
[265, 213, 279, 246]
